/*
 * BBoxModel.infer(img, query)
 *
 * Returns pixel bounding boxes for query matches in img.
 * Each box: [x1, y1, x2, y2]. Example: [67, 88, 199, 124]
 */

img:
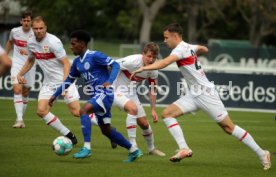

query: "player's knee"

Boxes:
[70, 110, 80, 117]
[36, 109, 47, 118]
[137, 118, 149, 129]
[161, 111, 170, 119]
[79, 107, 88, 116]
[125, 106, 138, 115]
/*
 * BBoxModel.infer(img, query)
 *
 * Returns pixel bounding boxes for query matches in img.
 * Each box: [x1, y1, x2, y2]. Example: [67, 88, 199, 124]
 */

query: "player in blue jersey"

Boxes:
[48, 30, 142, 162]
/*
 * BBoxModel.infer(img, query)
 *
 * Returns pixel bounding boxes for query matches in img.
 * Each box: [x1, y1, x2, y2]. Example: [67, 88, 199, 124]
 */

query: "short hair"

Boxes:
[21, 10, 32, 19]
[143, 42, 160, 56]
[32, 16, 46, 26]
[70, 30, 91, 45]
[163, 22, 183, 36]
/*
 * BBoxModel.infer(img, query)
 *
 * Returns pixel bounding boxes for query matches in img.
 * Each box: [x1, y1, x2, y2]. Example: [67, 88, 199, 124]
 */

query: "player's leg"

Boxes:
[21, 86, 31, 115]
[64, 83, 80, 117]
[162, 101, 194, 162]
[218, 116, 271, 170]
[37, 86, 77, 144]
[199, 90, 271, 170]
[113, 92, 138, 147]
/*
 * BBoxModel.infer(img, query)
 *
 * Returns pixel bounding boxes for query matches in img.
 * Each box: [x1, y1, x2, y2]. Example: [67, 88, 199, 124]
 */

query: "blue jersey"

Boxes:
[68, 50, 116, 94]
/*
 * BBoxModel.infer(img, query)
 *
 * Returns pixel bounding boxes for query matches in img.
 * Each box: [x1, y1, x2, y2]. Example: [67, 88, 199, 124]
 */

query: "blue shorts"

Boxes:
[88, 89, 114, 125]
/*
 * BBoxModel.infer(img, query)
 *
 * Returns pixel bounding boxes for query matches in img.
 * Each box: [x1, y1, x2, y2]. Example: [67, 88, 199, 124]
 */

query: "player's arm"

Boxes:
[103, 61, 120, 88]
[5, 39, 13, 55]
[58, 57, 71, 81]
[195, 45, 208, 55]
[148, 78, 158, 123]
[0, 50, 12, 76]
[131, 55, 178, 78]
[49, 61, 79, 107]
[17, 56, 35, 84]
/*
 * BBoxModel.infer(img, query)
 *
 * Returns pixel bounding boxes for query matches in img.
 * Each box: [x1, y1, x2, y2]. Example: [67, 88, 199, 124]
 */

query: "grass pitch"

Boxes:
[0, 99, 275, 177]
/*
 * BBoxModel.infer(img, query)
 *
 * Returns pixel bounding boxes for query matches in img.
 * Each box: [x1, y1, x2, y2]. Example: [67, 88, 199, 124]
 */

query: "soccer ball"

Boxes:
[52, 136, 73, 156]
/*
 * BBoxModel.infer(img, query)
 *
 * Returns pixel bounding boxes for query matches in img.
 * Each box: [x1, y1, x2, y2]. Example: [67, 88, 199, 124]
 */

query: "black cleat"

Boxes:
[66, 132, 78, 145]
[111, 141, 117, 149]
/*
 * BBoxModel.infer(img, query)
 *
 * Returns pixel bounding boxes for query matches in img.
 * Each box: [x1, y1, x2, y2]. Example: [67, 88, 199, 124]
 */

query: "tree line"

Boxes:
[21, 0, 276, 46]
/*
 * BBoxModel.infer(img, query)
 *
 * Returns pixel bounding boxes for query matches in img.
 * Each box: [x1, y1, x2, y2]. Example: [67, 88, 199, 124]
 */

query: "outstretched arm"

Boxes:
[103, 61, 120, 87]
[131, 55, 178, 78]
[48, 76, 75, 107]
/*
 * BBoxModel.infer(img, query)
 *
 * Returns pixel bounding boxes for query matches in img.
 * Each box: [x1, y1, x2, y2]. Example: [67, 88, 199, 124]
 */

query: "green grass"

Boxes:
[0, 99, 275, 177]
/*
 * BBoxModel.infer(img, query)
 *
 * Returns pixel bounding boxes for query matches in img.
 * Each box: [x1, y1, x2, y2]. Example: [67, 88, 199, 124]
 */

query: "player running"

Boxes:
[49, 30, 142, 162]
[5, 11, 35, 128]
[17, 16, 79, 144]
[131, 22, 271, 170]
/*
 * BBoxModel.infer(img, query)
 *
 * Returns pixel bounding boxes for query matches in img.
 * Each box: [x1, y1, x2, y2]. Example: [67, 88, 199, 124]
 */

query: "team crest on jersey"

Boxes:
[84, 62, 90, 70]
[43, 46, 49, 53]
[105, 57, 112, 63]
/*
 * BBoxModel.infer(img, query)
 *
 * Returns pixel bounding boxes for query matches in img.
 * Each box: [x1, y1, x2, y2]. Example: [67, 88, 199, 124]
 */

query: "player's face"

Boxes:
[20, 16, 32, 32]
[142, 51, 157, 65]
[70, 38, 83, 56]
[163, 31, 176, 49]
[32, 21, 47, 42]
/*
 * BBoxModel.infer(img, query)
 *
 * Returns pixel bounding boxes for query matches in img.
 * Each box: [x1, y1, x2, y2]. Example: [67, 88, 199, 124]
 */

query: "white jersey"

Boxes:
[171, 41, 214, 96]
[0, 45, 5, 55]
[9, 26, 34, 67]
[114, 54, 158, 93]
[27, 33, 67, 84]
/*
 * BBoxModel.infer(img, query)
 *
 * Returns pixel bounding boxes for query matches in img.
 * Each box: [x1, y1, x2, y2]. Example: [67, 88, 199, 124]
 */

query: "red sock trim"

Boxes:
[240, 132, 248, 141]
[127, 125, 137, 129]
[47, 117, 58, 125]
[167, 123, 179, 129]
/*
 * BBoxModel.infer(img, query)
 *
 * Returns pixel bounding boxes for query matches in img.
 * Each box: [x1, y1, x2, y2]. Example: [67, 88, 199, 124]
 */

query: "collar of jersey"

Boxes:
[80, 49, 90, 63]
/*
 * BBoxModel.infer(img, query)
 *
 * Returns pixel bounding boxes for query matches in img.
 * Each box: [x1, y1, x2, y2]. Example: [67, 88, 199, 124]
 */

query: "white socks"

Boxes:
[84, 142, 91, 150]
[142, 124, 155, 152]
[14, 94, 23, 121]
[163, 117, 189, 149]
[43, 112, 70, 135]
[126, 114, 137, 147]
[232, 125, 265, 159]
[22, 96, 29, 114]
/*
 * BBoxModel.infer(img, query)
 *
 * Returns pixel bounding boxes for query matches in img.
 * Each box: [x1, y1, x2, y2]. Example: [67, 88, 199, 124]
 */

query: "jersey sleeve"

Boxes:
[8, 29, 14, 41]
[50, 38, 67, 60]
[116, 55, 140, 70]
[171, 44, 196, 60]
[68, 59, 80, 79]
[92, 51, 115, 66]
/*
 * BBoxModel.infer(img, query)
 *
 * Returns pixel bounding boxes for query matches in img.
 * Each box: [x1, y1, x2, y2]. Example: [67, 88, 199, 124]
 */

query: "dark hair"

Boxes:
[163, 22, 183, 36]
[70, 30, 91, 45]
[143, 42, 159, 56]
[21, 10, 32, 19]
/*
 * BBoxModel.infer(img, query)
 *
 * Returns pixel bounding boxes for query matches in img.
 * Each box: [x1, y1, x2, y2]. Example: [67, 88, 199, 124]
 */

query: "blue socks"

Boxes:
[109, 128, 132, 150]
[80, 114, 92, 142]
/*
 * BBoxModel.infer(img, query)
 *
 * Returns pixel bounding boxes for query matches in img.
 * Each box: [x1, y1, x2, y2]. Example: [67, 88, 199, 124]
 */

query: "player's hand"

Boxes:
[102, 82, 111, 88]
[17, 75, 27, 84]
[48, 96, 57, 107]
[130, 67, 144, 80]
[19, 49, 28, 56]
[151, 110, 158, 123]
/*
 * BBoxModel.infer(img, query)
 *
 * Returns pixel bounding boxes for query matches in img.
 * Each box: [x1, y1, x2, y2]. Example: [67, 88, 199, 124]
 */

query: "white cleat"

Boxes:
[149, 149, 166, 157]
[12, 121, 26, 128]
[261, 150, 271, 170]
[170, 148, 193, 162]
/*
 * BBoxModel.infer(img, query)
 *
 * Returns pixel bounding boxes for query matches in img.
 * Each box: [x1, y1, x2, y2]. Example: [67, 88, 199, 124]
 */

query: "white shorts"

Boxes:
[174, 90, 228, 122]
[11, 64, 36, 88]
[113, 91, 146, 118]
[38, 83, 80, 104]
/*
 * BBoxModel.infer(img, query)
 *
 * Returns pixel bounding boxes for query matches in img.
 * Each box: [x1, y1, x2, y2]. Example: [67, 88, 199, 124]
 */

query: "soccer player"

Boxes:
[49, 30, 142, 162]
[131, 22, 271, 170]
[112, 42, 165, 156]
[5, 11, 35, 128]
[0, 44, 11, 76]
[17, 16, 79, 144]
